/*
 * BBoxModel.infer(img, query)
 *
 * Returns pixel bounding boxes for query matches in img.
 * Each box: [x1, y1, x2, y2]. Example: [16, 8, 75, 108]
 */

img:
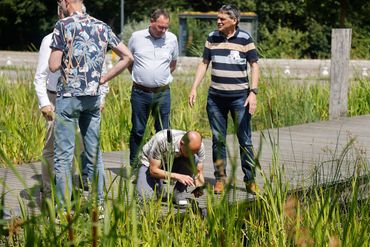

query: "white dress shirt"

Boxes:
[33, 33, 59, 108]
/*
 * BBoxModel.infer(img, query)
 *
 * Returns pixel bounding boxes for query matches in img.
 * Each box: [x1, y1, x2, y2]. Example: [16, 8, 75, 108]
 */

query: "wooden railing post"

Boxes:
[329, 28, 352, 119]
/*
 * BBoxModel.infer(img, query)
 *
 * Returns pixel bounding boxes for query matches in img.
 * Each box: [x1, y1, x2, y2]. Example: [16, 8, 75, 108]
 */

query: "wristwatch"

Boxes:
[250, 88, 258, 95]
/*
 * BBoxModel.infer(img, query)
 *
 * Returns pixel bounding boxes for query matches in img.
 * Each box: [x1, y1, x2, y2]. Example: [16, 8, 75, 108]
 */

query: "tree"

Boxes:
[0, 0, 56, 50]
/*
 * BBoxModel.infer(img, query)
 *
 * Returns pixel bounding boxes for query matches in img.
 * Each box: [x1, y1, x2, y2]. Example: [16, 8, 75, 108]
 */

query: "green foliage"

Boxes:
[0, 0, 369, 58]
[348, 79, 370, 116]
[0, 72, 45, 164]
[351, 26, 370, 59]
[185, 19, 213, 57]
[258, 25, 309, 58]
[255, 75, 330, 130]
[302, 18, 331, 59]
[0, 0, 55, 50]
[0, 131, 369, 246]
[1, 70, 370, 165]
[120, 19, 149, 45]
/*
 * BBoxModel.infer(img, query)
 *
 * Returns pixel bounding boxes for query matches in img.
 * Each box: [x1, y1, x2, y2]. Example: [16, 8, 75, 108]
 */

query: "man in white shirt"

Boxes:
[33, 5, 108, 199]
[128, 9, 179, 169]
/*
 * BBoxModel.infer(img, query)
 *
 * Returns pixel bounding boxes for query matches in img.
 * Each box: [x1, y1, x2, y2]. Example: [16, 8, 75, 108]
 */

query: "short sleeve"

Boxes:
[197, 143, 206, 162]
[172, 38, 179, 60]
[107, 26, 121, 49]
[202, 34, 212, 60]
[128, 34, 134, 52]
[245, 37, 258, 63]
[50, 21, 65, 51]
[150, 141, 162, 161]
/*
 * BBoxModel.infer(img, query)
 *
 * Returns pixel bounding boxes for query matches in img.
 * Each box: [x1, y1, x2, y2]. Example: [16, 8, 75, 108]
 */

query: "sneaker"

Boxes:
[82, 178, 89, 191]
[245, 182, 259, 195]
[98, 205, 105, 220]
[173, 189, 188, 207]
[214, 180, 224, 194]
[123, 164, 138, 184]
[130, 174, 138, 184]
[55, 210, 73, 225]
[40, 187, 52, 201]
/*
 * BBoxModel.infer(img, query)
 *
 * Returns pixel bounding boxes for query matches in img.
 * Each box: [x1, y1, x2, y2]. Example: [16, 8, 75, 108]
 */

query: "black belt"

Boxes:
[47, 89, 57, 94]
[133, 82, 169, 93]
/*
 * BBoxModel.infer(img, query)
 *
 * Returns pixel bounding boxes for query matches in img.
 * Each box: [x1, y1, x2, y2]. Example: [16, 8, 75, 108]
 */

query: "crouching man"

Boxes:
[136, 129, 205, 205]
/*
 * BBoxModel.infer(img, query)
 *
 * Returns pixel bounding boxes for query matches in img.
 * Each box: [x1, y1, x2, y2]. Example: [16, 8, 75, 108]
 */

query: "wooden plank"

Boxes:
[329, 29, 352, 119]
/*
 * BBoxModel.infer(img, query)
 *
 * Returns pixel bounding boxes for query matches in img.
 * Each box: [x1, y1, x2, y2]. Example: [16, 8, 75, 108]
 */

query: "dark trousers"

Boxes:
[129, 87, 171, 167]
[136, 156, 196, 200]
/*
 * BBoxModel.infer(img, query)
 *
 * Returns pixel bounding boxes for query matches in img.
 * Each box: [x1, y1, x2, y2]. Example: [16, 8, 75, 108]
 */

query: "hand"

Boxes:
[99, 76, 106, 85]
[188, 89, 197, 108]
[100, 103, 105, 112]
[40, 105, 54, 121]
[194, 173, 205, 187]
[244, 92, 257, 115]
[191, 186, 204, 198]
[174, 173, 195, 186]
[192, 173, 205, 198]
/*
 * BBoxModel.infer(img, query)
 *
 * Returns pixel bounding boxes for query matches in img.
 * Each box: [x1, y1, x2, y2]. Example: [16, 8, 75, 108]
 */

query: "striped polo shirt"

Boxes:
[203, 28, 258, 97]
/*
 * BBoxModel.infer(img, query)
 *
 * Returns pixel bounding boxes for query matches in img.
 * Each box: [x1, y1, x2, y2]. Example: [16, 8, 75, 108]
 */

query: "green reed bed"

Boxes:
[1, 68, 369, 245]
[1, 135, 369, 246]
[1, 70, 370, 165]
[0, 76, 45, 164]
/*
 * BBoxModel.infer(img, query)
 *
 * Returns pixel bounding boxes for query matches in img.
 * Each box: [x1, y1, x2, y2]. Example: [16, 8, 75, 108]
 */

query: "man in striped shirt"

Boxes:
[189, 4, 259, 195]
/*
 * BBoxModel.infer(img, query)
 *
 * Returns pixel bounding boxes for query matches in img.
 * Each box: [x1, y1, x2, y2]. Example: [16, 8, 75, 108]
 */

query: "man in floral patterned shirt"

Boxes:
[49, 0, 133, 209]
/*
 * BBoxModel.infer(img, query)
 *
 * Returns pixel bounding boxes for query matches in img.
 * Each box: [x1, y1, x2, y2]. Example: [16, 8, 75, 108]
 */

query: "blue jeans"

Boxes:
[54, 96, 104, 206]
[129, 87, 170, 167]
[206, 93, 255, 183]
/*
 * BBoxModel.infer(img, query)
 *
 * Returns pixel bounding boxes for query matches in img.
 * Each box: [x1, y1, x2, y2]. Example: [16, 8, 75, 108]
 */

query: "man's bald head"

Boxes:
[180, 131, 202, 157]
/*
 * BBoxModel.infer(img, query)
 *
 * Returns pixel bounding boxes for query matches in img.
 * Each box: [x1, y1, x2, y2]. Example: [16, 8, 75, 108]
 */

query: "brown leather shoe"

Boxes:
[214, 180, 224, 194]
[245, 182, 259, 195]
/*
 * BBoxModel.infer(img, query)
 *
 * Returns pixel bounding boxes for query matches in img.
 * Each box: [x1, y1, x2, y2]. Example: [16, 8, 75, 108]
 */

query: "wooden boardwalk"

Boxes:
[1, 115, 370, 217]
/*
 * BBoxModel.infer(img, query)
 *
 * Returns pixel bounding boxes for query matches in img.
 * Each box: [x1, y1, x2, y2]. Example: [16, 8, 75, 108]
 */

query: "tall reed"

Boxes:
[1, 133, 368, 246]
[1, 70, 369, 165]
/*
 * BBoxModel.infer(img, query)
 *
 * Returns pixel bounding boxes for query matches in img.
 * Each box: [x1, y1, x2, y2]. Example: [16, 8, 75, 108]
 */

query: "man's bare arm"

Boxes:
[149, 158, 195, 186]
[188, 59, 209, 107]
[170, 60, 177, 73]
[49, 49, 63, 73]
[100, 43, 134, 84]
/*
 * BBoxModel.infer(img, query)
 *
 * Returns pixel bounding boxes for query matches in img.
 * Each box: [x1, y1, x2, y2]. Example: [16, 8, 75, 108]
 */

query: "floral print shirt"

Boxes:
[50, 12, 120, 96]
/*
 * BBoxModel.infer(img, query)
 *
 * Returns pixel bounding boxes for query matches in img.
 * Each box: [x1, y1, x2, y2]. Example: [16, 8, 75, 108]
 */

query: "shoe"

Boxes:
[82, 178, 89, 191]
[90, 205, 105, 221]
[40, 187, 52, 202]
[124, 164, 137, 184]
[54, 216, 61, 225]
[130, 174, 138, 184]
[173, 189, 188, 207]
[214, 180, 224, 194]
[55, 210, 73, 225]
[245, 182, 259, 195]
[98, 205, 105, 220]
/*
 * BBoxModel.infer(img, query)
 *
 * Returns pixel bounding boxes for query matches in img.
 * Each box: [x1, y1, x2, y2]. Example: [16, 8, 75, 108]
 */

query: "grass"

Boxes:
[1, 69, 369, 165]
[0, 131, 369, 246]
[0, 69, 369, 245]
